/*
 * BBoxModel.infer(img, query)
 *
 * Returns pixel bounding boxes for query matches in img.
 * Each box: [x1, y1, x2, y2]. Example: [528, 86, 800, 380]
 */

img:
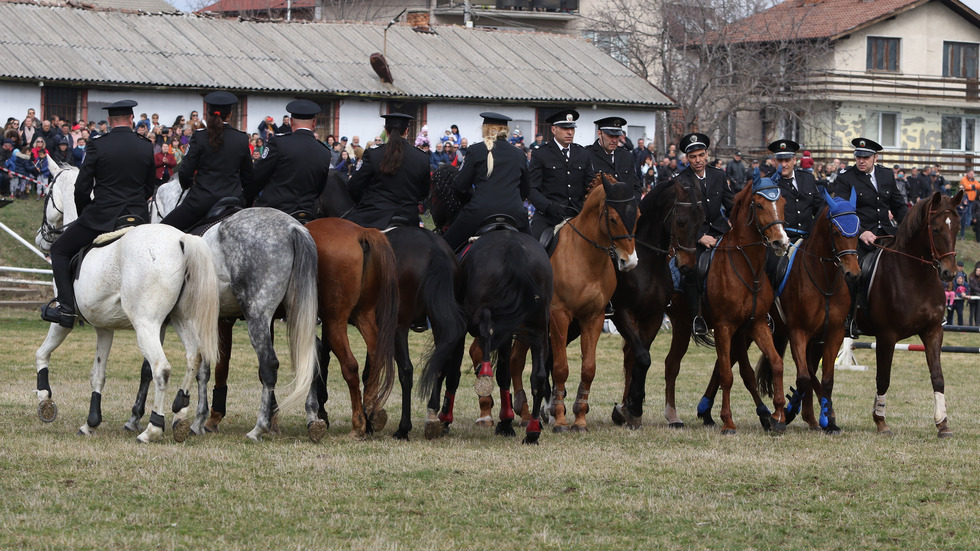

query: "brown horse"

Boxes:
[855, 191, 963, 437]
[510, 173, 639, 432]
[753, 188, 861, 433]
[701, 178, 789, 434]
[304, 218, 400, 440]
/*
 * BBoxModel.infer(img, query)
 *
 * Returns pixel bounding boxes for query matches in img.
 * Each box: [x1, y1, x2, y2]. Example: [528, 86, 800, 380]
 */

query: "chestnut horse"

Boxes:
[608, 178, 705, 429]
[510, 173, 639, 432]
[754, 188, 861, 434]
[701, 177, 789, 434]
[856, 191, 963, 437]
[303, 218, 399, 440]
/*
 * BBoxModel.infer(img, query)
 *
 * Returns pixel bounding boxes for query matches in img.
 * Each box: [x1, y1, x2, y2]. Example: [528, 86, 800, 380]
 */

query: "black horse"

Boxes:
[315, 170, 465, 439]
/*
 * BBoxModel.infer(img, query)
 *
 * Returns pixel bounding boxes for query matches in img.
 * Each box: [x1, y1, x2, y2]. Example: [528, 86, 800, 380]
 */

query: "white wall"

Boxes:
[87, 89, 204, 128]
[246, 94, 290, 135]
[337, 99, 385, 143]
[0, 83, 41, 122]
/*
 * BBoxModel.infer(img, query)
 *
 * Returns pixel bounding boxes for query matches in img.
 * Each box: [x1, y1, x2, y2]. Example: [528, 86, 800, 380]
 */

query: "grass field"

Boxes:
[2, 307, 979, 549]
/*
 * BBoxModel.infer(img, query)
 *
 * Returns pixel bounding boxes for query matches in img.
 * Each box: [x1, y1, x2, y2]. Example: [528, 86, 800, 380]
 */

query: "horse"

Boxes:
[853, 190, 963, 437]
[33, 164, 219, 443]
[316, 170, 465, 440]
[419, 227, 553, 444]
[696, 177, 790, 434]
[509, 173, 639, 432]
[753, 188, 861, 434]
[606, 178, 705, 429]
[304, 218, 400, 439]
[145, 178, 320, 442]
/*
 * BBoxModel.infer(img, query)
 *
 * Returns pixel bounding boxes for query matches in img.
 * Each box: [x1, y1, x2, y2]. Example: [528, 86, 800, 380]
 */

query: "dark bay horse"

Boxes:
[700, 178, 789, 434]
[510, 173, 639, 432]
[855, 190, 963, 437]
[304, 217, 400, 440]
[316, 170, 465, 440]
[419, 228, 553, 444]
[609, 178, 704, 429]
[754, 188, 861, 434]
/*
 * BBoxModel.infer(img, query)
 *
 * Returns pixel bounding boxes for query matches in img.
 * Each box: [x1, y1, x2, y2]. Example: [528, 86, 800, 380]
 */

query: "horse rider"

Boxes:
[587, 116, 642, 202]
[765, 139, 821, 270]
[527, 108, 596, 240]
[159, 91, 253, 231]
[833, 137, 908, 336]
[345, 113, 431, 230]
[40, 99, 155, 328]
[442, 112, 532, 252]
[245, 99, 331, 222]
[678, 132, 734, 337]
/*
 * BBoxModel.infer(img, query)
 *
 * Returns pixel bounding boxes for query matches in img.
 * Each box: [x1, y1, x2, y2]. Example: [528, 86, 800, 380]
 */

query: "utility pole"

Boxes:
[464, 0, 472, 27]
[286, 0, 292, 21]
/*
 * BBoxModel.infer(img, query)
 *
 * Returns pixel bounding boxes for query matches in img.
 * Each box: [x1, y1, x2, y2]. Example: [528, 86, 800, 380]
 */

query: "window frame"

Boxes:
[943, 41, 979, 79]
[866, 36, 901, 73]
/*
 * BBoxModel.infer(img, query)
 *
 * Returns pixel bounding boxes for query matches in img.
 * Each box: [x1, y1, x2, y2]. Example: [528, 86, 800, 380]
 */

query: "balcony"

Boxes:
[805, 70, 980, 104]
[433, 0, 580, 22]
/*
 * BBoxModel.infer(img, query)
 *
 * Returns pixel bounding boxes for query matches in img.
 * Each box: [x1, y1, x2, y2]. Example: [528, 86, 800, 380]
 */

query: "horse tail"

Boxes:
[359, 229, 399, 408]
[487, 242, 545, 352]
[277, 225, 320, 414]
[755, 354, 774, 398]
[179, 235, 220, 368]
[417, 243, 466, 401]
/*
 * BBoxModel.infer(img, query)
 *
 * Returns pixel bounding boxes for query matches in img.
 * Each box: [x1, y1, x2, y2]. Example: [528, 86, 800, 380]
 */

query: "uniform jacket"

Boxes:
[675, 165, 733, 239]
[247, 129, 332, 214]
[834, 164, 908, 236]
[587, 141, 642, 202]
[74, 126, 154, 232]
[773, 168, 821, 236]
[178, 124, 253, 210]
[528, 139, 595, 225]
[345, 139, 430, 230]
[451, 138, 530, 226]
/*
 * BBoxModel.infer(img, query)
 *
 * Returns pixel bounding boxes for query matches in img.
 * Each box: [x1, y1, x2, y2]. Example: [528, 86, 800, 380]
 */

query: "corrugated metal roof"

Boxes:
[0, 3, 674, 108]
[0, 0, 181, 13]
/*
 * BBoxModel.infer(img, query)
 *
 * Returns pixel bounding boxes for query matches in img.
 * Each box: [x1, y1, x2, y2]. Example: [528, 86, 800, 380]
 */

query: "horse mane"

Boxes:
[892, 194, 935, 250]
[727, 181, 754, 225]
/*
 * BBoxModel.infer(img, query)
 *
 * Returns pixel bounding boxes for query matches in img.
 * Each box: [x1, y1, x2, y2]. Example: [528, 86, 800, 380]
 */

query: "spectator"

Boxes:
[18, 108, 36, 131]
[725, 151, 747, 191]
[0, 139, 14, 195]
[370, 136, 383, 149]
[250, 148, 262, 162]
[20, 117, 37, 147]
[279, 115, 292, 134]
[335, 149, 355, 179]
[171, 115, 186, 132]
[665, 142, 678, 161]
[948, 275, 969, 325]
[439, 128, 454, 145]
[30, 138, 51, 198]
[154, 142, 177, 185]
[258, 116, 277, 142]
[969, 262, 980, 326]
[430, 141, 453, 171]
[956, 192, 972, 239]
[330, 141, 342, 167]
[37, 119, 59, 151]
[351, 136, 364, 161]
[633, 138, 651, 178]
[959, 169, 977, 230]
[415, 125, 430, 149]
[5, 143, 36, 198]
[50, 136, 74, 167]
[507, 129, 523, 146]
[136, 113, 150, 131]
[800, 150, 814, 172]
[71, 137, 86, 167]
[458, 137, 468, 159]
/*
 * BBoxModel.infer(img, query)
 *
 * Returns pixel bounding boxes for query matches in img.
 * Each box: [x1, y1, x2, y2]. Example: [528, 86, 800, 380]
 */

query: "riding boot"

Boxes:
[40, 299, 76, 329]
[604, 301, 615, 319]
[844, 279, 859, 338]
[684, 272, 708, 336]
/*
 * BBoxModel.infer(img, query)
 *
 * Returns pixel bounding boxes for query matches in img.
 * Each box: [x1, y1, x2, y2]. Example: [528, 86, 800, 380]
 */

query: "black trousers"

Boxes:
[50, 224, 102, 311]
[160, 202, 209, 232]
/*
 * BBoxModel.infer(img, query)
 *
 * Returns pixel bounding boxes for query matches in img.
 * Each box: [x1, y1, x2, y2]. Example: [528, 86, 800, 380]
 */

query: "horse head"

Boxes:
[820, 186, 860, 282]
[928, 190, 962, 281]
[597, 173, 639, 272]
[35, 166, 79, 254]
[149, 176, 184, 223]
[670, 179, 705, 273]
[743, 176, 789, 256]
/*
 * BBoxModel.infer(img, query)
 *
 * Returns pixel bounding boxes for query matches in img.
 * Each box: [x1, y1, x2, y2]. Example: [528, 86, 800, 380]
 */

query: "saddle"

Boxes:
[696, 237, 722, 296]
[290, 210, 314, 225]
[538, 218, 569, 258]
[767, 238, 803, 298]
[456, 214, 521, 259]
[71, 223, 141, 281]
[188, 197, 243, 236]
[855, 247, 884, 313]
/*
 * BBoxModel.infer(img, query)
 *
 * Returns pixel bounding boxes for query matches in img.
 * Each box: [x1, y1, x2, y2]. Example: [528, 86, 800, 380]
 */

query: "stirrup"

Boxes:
[604, 302, 615, 319]
[844, 316, 859, 338]
[692, 316, 709, 337]
[40, 300, 76, 329]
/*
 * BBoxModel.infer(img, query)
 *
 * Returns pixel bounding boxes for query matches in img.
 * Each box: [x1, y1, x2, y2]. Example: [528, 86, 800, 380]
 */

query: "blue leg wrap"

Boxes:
[696, 396, 713, 415]
[819, 397, 830, 429]
[756, 403, 771, 418]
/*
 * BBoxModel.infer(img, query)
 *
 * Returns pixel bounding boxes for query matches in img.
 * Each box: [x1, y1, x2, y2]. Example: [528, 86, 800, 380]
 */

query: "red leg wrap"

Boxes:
[526, 418, 541, 433]
[477, 361, 493, 378]
[438, 392, 455, 424]
[500, 389, 514, 421]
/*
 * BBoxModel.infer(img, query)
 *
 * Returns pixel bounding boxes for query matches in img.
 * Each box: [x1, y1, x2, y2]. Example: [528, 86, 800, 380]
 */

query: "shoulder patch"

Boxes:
[274, 132, 289, 137]
[92, 133, 102, 139]
[261, 147, 269, 159]
[195, 127, 206, 131]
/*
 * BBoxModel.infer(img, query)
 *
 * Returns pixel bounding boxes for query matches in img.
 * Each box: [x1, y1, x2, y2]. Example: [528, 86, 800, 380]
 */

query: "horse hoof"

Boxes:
[475, 416, 494, 428]
[317, 411, 330, 429]
[308, 419, 328, 443]
[759, 415, 772, 432]
[38, 399, 58, 423]
[123, 420, 142, 433]
[474, 375, 494, 398]
[768, 420, 786, 434]
[172, 419, 192, 443]
[570, 424, 589, 433]
[392, 429, 410, 441]
[348, 430, 366, 441]
[668, 421, 684, 429]
[424, 420, 443, 440]
[495, 422, 517, 437]
[369, 409, 389, 432]
[522, 434, 540, 445]
[611, 404, 626, 426]
[720, 428, 737, 436]
[697, 409, 715, 427]
[552, 424, 570, 434]
[442, 422, 451, 436]
[876, 428, 893, 437]
[269, 414, 282, 436]
[823, 424, 842, 435]
[938, 429, 953, 439]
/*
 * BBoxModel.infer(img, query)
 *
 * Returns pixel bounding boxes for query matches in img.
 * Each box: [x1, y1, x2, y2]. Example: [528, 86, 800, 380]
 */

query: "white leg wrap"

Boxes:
[873, 394, 886, 418]
[934, 392, 947, 424]
[664, 404, 680, 424]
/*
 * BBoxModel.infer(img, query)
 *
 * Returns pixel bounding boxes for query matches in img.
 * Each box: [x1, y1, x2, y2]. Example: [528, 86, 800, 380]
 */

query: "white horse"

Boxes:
[147, 178, 320, 442]
[33, 162, 219, 443]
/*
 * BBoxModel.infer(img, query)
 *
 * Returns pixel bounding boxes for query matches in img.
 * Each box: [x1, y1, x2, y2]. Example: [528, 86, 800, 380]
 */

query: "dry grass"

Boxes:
[2, 308, 979, 549]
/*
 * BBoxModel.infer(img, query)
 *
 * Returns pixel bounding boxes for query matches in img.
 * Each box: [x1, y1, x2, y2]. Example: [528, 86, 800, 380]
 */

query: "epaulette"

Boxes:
[274, 132, 289, 137]
[195, 127, 206, 131]
[92, 133, 103, 139]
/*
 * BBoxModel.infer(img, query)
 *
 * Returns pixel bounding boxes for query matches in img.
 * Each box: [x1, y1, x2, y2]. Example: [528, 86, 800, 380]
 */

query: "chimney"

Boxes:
[407, 9, 431, 32]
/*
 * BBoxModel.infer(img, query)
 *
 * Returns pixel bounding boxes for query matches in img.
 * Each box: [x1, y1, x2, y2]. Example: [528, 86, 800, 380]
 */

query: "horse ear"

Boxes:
[930, 191, 943, 208]
[953, 189, 965, 205]
[820, 186, 834, 207]
[848, 185, 857, 207]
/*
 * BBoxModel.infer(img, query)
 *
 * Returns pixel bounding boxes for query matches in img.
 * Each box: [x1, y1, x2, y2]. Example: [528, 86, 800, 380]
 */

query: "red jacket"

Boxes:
[154, 151, 177, 181]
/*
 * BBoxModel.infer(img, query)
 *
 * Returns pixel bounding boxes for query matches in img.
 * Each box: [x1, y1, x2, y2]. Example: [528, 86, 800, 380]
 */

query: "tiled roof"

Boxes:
[721, 0, 980, 43]
[0, 3, 674, 108]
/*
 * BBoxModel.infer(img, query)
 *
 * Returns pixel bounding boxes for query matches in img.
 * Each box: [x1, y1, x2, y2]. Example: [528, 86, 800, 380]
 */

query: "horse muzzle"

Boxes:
[617, 250, 638, 272]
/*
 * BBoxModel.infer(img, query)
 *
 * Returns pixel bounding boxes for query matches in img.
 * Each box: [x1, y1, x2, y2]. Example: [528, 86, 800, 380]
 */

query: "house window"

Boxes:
[387, 101, 425, 142]
[42, 86, 81, 123]
[582, 30, 630, 67]
[942, 115, 977, 151]
[311, 99, 337, 140]
[867, 37, 900, 72]
[872, 112, 899, 148]
[720, 113, 737, 147]
[943, 42, 979, 79]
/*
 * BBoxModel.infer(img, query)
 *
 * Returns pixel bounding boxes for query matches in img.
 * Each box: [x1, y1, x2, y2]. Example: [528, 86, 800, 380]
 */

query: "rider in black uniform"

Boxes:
[586, 116, 642, 202]
[41, 99, 155, 328]
[442, 112, 531, 251]
[160, 91, 253, 231]
[245, 99, 332, 220]
[345, 113, 431, 230]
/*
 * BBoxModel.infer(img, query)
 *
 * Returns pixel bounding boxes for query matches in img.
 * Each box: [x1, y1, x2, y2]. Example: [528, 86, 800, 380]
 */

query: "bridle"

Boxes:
[566, 178, 637, 263]
[149, 184, 188, 221]
[37, 169, 70, 247]
[873, 202, 957, 272]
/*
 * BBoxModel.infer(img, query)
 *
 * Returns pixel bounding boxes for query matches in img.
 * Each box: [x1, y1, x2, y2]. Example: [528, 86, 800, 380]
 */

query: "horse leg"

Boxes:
[619, 314, 653, 430]
[244, 315, 281, 442]
[732, 335, 774, 432]
[34, 324, 72, 423]
[571, 315, 603, 432]
[664, 300, 694, 426]
[204, 319, 235, 433]
[800, 341, 822, 430]
[549, 309, 573, 432]
[471, 338, 494, 427]
[392, 328, 413, 440]
[125, 325, 165, 434]
[613, 341, 634, 427]
[714, 325, 737, 434]
[322, 320, 366, 439]
[355, 313, 387, 434]
[169, 319, 210, 441]
[752, 321, 786, 432]
[921, 325, 952, 438]
[510, 338, 531, 425]
[786, 329, 814, 429]
[523, 336, 548, 445]
[134, 324, 176, 444]
[818, 333, 842, 434]
[441, 342, 462, 436]
[79, 328, 113, 437]
[872, 337, 897, 436]
[697, 361, 722, 427]
[495, 340, 517, 437]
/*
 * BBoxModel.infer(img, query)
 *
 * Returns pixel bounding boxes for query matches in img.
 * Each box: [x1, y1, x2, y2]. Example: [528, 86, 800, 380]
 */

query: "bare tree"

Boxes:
[585, 0, 832, 152]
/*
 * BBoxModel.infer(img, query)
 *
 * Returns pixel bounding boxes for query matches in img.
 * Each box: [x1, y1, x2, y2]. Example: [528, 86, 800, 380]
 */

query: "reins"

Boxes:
[871, 204, 957, 272]
[38, 169, 70, 245]
[566, 181, 637, 262]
